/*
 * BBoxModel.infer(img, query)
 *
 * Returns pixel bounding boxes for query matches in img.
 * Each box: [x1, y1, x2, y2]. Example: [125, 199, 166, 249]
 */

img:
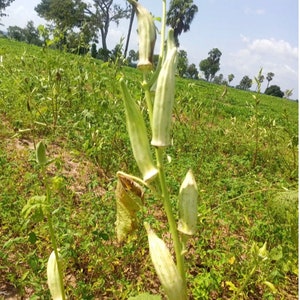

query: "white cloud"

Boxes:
[240, 34, 250, 43]
[256, 9, 265, 15]
[223, 36, 298, 97]
[249, 38, 298, 58]
[4, 2, 45, 28]
[244, 8, 265, 15]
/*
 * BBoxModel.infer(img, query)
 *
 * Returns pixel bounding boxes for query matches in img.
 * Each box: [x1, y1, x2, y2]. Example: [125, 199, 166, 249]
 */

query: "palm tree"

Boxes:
[266, 72, 274, 89]
[166, 0, 198, 46]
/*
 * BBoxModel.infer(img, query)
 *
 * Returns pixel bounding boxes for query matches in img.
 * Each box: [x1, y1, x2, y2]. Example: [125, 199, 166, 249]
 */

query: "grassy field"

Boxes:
[0, 38, 298, 299]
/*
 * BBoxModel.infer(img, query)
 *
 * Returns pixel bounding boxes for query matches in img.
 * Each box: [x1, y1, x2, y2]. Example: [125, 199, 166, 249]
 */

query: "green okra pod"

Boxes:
[151, 30, 177, 147]
[178, 169, 198, 236]
[145, 223, 186, 300]
[119, 78, 158, 182]
[128, 0, 156, 71]
[47, 250, 65, 300]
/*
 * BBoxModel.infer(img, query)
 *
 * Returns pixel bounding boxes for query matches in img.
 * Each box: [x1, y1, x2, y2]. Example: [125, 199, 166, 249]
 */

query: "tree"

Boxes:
[228, 74, 234, 84]
[213, 73, 224, 85]
[177, 50, 188, 77]
[166, 0, 198, 46]
[265, 85, 284, 98]
[237, 75, 252, 90]
[35, 0, 91, 50]
[87, 0, 131, 51]
[23, 21, 43, 46]
[266, 72, 274, 88]
[127, 49, 138, 65]
[199, 48, 222, 81]
[91, 43, 98, 58]
[186, 63, 198, 79]
[0, 0, 14, 18]
[35, 0, 88, 31]
[7, 25, 26, 42]
[7, 21, 42, 46]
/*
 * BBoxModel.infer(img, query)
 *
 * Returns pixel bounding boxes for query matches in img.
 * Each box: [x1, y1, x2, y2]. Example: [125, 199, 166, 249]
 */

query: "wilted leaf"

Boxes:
[115, 172, 144, 243]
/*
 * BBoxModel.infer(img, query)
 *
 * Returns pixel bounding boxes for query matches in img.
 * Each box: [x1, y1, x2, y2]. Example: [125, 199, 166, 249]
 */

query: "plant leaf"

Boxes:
[115, 173, 143, 243]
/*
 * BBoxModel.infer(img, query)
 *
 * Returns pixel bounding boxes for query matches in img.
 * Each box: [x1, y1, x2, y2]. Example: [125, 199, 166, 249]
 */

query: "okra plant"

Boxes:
[22, 141, 66, 300]
[116, 1, 198, 299]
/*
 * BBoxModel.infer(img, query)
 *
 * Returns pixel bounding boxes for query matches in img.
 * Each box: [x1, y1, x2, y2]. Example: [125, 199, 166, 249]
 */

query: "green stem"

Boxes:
[232, 264, 257, 300]
[47, 213, 66, 300]
[155, 147, 187, 294]
[160, 0, 167, 60]
[43, 167, 66, 300]
[143, 73, 154, 127]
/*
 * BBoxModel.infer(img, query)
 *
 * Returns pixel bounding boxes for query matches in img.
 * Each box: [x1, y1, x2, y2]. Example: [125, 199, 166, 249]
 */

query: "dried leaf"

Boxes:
[115, 173, 144, 242]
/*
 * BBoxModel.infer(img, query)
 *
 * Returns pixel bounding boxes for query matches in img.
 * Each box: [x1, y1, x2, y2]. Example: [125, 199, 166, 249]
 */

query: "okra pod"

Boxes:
[47, 250, 65, 300]
[145, 223, 186, 300]
[151, 30, 177, 147]
[119, 78, 158, 182]
[178, 169, 198, 235]
[128, 0, 156, 71]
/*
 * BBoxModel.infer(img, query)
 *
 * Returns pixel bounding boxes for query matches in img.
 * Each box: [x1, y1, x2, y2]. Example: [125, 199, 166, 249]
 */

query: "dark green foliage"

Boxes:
[7, 21, 42, 46]
[237, 75, 252, 90]
[0, 0, 14, 17]
[266, 72, 275, 88]
[166, 0, 198, 46]
[35, 0, 87, 29]
[265, 85, 284, 98]
[186, 63, 198, 79]
[177, 49, 188, 77]
[199, 48, 222, 81]
[91, 43, 97, 58]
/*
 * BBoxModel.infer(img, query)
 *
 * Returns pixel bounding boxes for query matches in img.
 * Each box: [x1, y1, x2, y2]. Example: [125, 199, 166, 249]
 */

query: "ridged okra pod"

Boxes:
[178, 169, 198, 235]
[47, 250, 65, 300]
[151, 30, 177, 147]
[119, 78, 158, 182]
[128, 0, 156, 71]
[145, 223, 186, 300]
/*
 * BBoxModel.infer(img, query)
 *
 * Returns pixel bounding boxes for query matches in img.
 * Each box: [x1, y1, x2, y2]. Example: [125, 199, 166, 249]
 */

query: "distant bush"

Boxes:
[264, 85, 284, 98]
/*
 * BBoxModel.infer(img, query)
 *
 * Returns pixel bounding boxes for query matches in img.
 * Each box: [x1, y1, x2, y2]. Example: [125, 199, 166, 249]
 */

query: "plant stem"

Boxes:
[159, 0, 167, 60]
[155, 147, 187, 294]
[143, 73, 154, 127]
[232, 264, 257, 300]
[47, 212, 66, 300]
[43, 167, 66, 300]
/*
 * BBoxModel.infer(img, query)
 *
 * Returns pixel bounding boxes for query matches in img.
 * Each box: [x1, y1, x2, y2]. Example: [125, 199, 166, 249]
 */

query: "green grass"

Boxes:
[0, 38, 298, 299]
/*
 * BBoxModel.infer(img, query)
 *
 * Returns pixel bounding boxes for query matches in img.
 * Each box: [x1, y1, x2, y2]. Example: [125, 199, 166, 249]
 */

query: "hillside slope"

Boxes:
[0, 38, 298, 299]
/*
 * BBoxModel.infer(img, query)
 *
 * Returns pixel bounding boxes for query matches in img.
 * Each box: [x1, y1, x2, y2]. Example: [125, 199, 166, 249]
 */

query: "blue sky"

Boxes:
[2, 0, 299, 98]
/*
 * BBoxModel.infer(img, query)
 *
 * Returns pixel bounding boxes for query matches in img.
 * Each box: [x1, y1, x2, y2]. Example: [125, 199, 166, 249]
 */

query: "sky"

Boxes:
[1, 0, 299, 99]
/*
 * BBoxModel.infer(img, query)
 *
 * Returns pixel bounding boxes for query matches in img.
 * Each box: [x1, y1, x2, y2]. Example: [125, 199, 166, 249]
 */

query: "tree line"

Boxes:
[0, 0, 292, 99]
[128, 47, 291, 98]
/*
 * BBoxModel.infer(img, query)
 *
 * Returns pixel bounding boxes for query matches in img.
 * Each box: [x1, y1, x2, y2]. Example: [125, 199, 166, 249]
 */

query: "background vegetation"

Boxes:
[0, 38, 298, 299]
[1, 0, 294, 100]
